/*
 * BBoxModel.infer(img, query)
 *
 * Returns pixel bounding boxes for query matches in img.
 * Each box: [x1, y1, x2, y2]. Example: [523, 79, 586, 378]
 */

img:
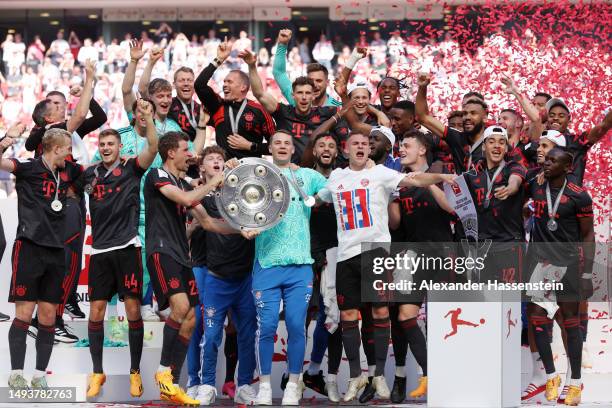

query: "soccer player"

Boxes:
[273, 29, 341, 108]
[241, 48, 345, 164]
[448, 111, 464, 132]
[388, 129, 455, 402]
[79, 100, 158, 398]
[526, 148, 594, 406]
[192, 146, 258, 406]
[0, 128, 83, 389]
[194, 38, 275, 159]
[317, 132, 456, 402]
[303, 133, 344, 402]
[145, 132, 255, 405]
[251, 130, 328, 406]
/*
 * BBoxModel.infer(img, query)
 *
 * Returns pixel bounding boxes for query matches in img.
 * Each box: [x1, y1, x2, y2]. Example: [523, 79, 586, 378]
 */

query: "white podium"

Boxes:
[428, 294, 521, 407]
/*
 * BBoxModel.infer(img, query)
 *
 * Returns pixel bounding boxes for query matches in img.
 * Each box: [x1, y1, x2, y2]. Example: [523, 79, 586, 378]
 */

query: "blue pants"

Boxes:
[310, 294, 329, 365]
[200, 271, 256, 387]
[187, 265, 207, 388]
[252, 262, 313, 376]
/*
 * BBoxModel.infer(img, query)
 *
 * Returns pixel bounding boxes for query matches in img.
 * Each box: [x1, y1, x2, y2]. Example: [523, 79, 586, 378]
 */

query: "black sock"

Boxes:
[128, 319, 144, 372]
[327, 327, 343, 375]
[564, 317, 582, 379]
[391, 318, 408, 368]
[580, 312, 588, 342]
[35, 323, 55, 372]
[88, 320, 104, 373]
[531, 315, 555, 374]
[360, 308, 375, 367]
[373, 317, 390, 376]
[400, 317, 428, 375]
[170, 334, 190, 383]
[224, 331, 238, 383]
[9, 318, 29, 370]
[161, 317, 180, 368]
[341, 320, 362, 378]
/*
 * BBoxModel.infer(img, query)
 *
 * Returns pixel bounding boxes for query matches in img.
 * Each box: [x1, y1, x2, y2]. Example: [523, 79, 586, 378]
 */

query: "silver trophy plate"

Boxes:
[215, 157, 290, 231]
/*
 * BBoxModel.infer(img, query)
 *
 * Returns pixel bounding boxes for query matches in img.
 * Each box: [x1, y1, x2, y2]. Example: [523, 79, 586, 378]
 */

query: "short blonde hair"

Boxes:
[42, 128, 71, 152]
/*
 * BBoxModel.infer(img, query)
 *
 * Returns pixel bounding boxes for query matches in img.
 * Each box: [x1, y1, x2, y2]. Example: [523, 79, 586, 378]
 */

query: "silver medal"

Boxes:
[547, 219, 558, 232]
[483, 198, 490, 209]
[51, 200, 63, 212]
[84, 184, 93, 194]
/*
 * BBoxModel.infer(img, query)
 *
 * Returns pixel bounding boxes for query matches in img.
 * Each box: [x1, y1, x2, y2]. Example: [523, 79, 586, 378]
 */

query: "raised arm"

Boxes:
[0, 126, 25, 172]
[194, 38, 231, 117]
[135, 100, 158, 169]
[137, 46, 165, 99]
[272, 29, 295, 105]
[501, 74, 543, 141]
[122, 39, 145, 113]
[75, 98, 107, 138]
[337, 47, 367, 89]
[415, 73, 445, 137]
[301, 102, 352, 167]
[586, 109, 612, 144]
[66, 59, 96, 133]
[193, 106, 210, 154]
[240, 49, 278, 113]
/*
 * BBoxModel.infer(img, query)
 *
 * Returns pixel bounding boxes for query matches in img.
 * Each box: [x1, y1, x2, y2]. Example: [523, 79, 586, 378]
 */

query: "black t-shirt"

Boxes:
[441, 126, 527, 173]
[272, 104, 341, 164]
[144, 167, 193, 266]
[168, 97, 201, 141]
[310, 199, 338, 255]
[76, 158, 145, 250]
[201, 195, 254, 279]
[11, 157, 83, 248]
[397, 174, 453, 242]
[528, 178, 593, 264]
[562, 130, 593, 186]
[189, 213, 207, 267]
[464, 161, 526, 242]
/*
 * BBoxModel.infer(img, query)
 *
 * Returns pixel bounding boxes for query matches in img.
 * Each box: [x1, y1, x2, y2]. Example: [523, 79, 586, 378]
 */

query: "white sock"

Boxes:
[10, 369, 23, 377]
[288, 374, 300, 384]
[260, 375, 271, 384]
[157, 364, 170, 373]
[531, 352, 546, 384]
[368, 365, 375, 376]
[32, 369, 46, 379]
[565, 357, 572, 385]
[395, 366, 406, 378]
[308, 362, 321, 375]
[547, 372, 558, 380]
[568, 378, 581, 387]
[327, 374, 337, 383]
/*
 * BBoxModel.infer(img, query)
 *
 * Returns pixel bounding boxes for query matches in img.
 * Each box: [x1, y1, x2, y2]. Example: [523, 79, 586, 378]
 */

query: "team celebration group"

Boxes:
[0, 26, 610, 407]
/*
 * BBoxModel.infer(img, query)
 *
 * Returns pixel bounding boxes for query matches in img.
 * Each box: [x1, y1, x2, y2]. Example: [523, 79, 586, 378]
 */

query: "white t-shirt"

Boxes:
[319, 165, 405, 262]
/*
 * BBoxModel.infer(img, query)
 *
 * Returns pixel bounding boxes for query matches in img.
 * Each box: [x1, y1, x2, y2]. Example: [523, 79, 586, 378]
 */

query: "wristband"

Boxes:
[212, 58, 222, 67]
[197, 125, 207, 130]
[581, 273, 593, 279]
[184, 176, 193, 184]
[345, 48, 365, 70]
[130, 58, 139, 63]
[332, 115, 338, 124]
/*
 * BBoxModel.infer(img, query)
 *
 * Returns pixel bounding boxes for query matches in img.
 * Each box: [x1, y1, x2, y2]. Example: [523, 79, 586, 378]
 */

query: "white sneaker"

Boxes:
[343, 374, 368, 402]
[234, 384, 257, 404]
[256, 382, 273, 405]
[196, 384, 217, 405]
[141, 305, 160, 322]
[373, 375, 391, 399]
[281, 382, 302, 406]
[186, 385, 198, 399]
[582, 344, 593, 368]
[326, 379, 340, 403]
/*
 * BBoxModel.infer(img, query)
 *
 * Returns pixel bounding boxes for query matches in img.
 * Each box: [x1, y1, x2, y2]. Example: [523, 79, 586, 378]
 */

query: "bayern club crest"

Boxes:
[206, 307, 216, 317]
[244, 111, 255, 122]
[360, 178, 369, 187]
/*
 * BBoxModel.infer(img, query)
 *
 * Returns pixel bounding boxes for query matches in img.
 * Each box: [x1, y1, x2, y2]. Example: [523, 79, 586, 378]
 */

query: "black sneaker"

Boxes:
[64, 301, 85, 319]
[27, 316, 38, 340]
[280, 372, 289, 391]
[391, 375, 407, 403]
[55, 319, 79, 344]
[359, 376, 375, 403]
[0, 311, 10, 322]
[303, 370, 328, 396]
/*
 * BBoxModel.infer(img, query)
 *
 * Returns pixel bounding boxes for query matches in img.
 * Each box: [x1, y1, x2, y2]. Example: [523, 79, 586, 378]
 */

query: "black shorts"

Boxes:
[147, 252, 199, 311]
[88, 246, 143, 302]
[9, 239, 64, 303]
[336, 249, 388, 311]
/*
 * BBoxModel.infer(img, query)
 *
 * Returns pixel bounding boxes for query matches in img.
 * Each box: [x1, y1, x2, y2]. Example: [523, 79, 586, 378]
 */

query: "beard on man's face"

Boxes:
[464, 120, 484, 138]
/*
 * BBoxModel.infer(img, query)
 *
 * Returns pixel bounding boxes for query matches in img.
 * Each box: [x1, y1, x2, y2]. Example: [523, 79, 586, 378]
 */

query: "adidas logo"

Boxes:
[337, 184, 344, 190]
